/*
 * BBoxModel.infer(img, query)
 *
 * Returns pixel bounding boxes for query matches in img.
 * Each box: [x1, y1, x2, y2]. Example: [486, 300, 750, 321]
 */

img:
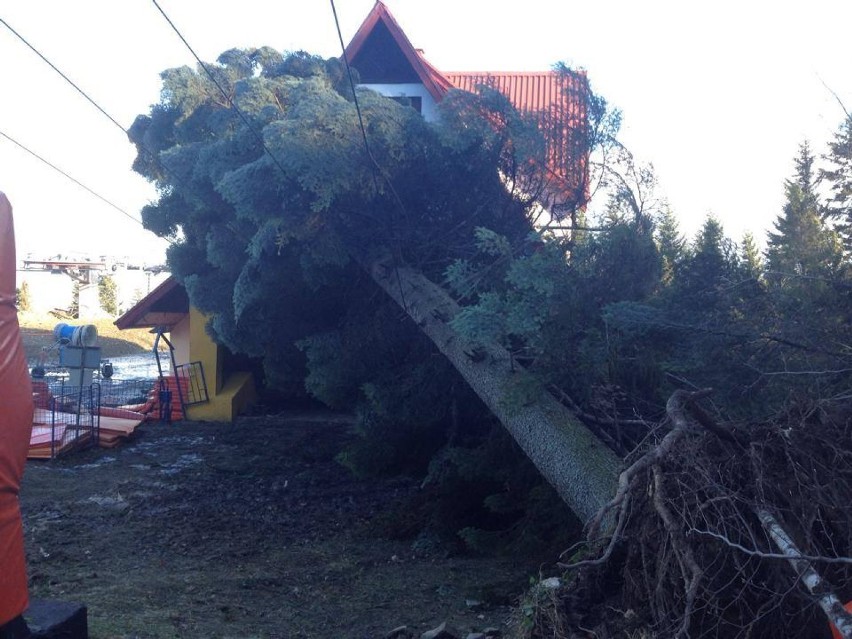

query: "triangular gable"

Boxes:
[345, 3, 590, 210]
[344, 1, 452, 102]
[114, 276, 188, 330]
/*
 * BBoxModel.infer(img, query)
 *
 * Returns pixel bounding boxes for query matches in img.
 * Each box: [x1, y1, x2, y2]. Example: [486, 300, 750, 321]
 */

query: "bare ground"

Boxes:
[19, 412, 546, 639]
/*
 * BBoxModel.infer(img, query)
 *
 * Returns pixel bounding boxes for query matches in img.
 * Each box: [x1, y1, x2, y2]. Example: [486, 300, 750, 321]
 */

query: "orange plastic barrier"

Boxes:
[137, 377, 187, 422]
[0, 193, 34, 625]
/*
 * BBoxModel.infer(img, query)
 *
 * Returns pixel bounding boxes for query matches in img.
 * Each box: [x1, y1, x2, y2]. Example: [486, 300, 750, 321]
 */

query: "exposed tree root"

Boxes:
[537, 391, 852, 639]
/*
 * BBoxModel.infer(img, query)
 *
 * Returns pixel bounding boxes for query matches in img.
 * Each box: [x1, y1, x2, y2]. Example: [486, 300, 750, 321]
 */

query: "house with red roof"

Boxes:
[345, 1, 590, 212]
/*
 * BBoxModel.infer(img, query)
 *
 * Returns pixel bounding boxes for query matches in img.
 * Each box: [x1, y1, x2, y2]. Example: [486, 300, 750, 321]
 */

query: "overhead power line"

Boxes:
[0, 17, 127, 135]
[0, 17, 152, 233]
[0, 16, 181, 244]
[151, 0, 290, 180]
[329, 0, 381, 195]
[0, 128, 144, 228]
[328, 0, 413, 310]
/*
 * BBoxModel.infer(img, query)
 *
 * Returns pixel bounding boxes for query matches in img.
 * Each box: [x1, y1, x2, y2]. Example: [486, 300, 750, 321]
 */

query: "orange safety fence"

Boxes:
[0, 193, 34, 624]
[27, 377, 188, 457]
[29, 381, 98, 459]
[128, 376, 189, 422]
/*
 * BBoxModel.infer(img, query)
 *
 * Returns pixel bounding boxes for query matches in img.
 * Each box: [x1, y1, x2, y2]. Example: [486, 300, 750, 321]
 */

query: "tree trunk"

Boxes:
[757, 508, 852, 639]
[363, 255, 621, 522]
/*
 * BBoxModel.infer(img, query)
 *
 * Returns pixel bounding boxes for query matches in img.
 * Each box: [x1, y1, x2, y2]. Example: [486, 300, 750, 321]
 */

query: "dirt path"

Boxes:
[20, 413, 540, 638]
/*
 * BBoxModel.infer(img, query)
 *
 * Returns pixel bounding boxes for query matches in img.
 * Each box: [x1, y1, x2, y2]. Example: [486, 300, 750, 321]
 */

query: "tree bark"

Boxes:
[363, 255, 621, 522]
[756, 508, 852, 639]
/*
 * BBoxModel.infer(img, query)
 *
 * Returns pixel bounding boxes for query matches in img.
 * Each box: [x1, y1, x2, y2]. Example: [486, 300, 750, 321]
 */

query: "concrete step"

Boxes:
[24, 600, 88, 639]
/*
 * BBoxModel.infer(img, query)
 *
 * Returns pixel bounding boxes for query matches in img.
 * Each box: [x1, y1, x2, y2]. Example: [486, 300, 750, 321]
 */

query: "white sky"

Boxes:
[1, 0, 850, 263]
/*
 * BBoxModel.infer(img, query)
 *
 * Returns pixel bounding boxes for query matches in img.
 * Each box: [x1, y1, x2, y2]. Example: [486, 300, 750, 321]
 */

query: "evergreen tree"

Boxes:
[821, 115, 852, 249]
[767, 142, 842, 281]
[98, 275, 118, 316]
[15, 281, 31, 312]
[677, 216, 736, 303]
[129, 48, 622, 518]
[739, 231, 763, 281]
[655, 206, 684, 287]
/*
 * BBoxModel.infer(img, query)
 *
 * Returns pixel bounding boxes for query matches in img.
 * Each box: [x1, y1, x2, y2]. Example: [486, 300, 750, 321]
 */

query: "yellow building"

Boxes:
[115, 276, 256, 421]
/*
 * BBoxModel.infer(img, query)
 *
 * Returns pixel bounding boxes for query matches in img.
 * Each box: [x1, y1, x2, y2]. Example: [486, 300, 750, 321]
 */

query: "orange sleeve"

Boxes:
[0, 192, 34, 624]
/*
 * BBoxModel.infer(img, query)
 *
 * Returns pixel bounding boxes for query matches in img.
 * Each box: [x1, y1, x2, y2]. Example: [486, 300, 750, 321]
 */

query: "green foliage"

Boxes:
[473, 227, 513, 257]
[98, 275, 118, 316]
[656, 207, 684, 286]
[15, 281, 31, 312]
[768, 142, 842, 280]
[336, 357, 469, 479]
[422, 430, 579, 555]
[296, 332, 356, 409]
[70, 282, 80, 319]
[739, 231, 763, 281]
[822, 116, 852, 250]
[130, 47, 544, 391]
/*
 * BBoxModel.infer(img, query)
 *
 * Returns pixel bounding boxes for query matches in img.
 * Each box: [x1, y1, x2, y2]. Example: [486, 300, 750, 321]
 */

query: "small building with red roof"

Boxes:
[115, 276, 256, 422]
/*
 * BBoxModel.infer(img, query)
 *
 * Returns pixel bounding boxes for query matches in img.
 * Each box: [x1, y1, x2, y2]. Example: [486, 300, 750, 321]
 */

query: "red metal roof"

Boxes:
[446, 71, 590, 203]
[444, 72, 586, 116]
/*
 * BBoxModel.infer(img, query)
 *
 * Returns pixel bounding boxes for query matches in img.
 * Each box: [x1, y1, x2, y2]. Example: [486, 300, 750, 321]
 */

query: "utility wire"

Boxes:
[151, 0, 290, 180]
[329, 0, 381, 196]
[329, 0, 409, 309]
[0, 16, 185, 245]
[0, 17, 127, 136]
[0, 128, 145, 228]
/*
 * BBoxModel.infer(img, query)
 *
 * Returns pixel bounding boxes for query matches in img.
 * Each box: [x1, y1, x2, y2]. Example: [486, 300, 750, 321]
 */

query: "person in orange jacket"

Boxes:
[0, 192, 34, 639]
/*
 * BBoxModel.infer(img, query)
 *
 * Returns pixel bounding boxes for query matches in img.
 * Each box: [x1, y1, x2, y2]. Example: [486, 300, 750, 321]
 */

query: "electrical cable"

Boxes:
[329, 0, 381, 196]
[0, 16, 179, 244]
[329, 0, 410, 309]
[0, 128, 147, 229]
[151, 0, 291, 181]
[0, 17, 128, 136]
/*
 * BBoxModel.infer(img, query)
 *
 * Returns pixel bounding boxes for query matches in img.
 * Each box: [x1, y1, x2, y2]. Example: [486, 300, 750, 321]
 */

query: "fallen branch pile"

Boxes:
[539, 391, 852, 639]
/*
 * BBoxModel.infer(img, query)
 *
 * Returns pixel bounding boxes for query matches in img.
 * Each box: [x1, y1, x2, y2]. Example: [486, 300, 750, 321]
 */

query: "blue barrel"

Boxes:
[54, 323, 98, 347]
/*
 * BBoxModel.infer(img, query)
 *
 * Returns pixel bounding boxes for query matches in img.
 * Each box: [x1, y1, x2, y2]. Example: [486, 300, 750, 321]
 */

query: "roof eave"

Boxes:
[114, 276, 184, 331]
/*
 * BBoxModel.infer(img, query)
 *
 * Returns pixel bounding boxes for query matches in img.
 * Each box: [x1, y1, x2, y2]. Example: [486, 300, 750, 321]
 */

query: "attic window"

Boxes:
[389, 95, 422, 113]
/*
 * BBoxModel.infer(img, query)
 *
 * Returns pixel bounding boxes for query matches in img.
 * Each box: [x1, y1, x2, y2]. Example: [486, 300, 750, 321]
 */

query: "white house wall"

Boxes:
[359, 83, 440, 122]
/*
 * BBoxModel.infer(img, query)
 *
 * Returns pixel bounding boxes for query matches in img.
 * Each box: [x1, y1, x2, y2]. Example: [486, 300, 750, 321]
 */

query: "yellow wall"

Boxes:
[186, 371, 256, 422]
[188, 307, 221, 394]
[182, 307, 256, 422]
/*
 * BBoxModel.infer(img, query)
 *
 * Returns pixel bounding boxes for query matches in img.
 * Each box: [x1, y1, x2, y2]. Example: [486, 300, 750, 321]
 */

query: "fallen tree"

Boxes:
[128, 49, 622, 522]
[361, 252, 621, 522]
[129, 48, 852, 638]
